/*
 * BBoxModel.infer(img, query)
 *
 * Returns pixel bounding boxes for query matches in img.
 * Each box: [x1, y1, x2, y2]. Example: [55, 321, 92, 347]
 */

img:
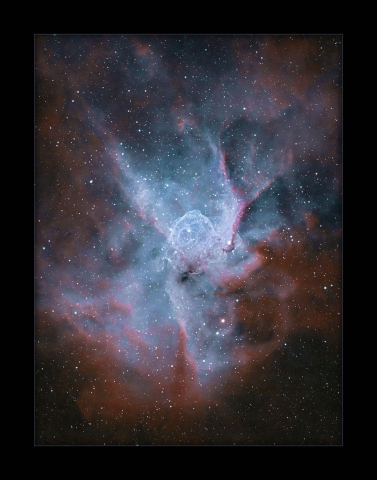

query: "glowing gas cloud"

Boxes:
[36, 35, 342, 445]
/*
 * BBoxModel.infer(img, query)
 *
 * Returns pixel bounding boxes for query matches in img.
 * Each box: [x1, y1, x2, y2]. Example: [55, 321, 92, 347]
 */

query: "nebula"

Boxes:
[35, 34, 342, 445]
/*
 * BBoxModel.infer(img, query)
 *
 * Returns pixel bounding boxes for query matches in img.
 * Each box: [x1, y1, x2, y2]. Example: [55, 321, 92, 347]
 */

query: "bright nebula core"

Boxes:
[35, 34, 342, 445]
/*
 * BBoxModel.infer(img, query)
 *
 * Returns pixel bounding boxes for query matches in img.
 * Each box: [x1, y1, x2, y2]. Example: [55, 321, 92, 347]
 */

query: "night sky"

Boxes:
[35, 34, 342, 445]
